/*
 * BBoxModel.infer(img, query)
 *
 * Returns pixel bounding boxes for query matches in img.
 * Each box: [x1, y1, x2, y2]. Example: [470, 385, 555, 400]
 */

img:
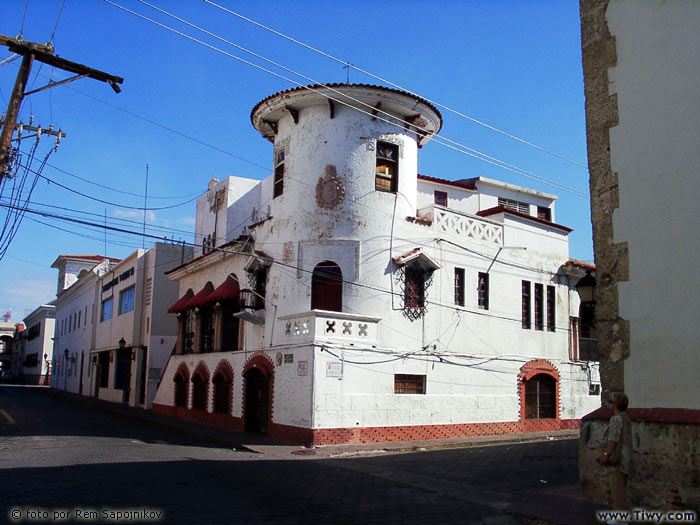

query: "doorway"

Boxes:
[244, 367, 270, 433]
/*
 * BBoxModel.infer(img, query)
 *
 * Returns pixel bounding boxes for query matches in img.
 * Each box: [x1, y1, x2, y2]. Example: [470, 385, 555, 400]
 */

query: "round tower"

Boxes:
[251, 83, 442, 240]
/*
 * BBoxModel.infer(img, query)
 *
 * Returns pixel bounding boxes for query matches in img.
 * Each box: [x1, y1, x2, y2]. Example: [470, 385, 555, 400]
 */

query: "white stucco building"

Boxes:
[89, 242, 191, 408]
[52, 255, 120, 394]
[19, 304, 55, 385]
[153, 84, 599, 445]
[579, 0, 700, 509]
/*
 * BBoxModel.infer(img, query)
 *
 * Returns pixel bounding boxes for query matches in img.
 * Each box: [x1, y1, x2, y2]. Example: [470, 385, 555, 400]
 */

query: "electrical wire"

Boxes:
[17, 161, 204, 210]
[104, 1, 589, 199]
[202, 0, 589, 170]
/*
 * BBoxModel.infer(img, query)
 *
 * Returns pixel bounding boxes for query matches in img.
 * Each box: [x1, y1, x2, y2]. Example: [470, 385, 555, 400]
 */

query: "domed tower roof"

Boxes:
[250, 83, 443, 146]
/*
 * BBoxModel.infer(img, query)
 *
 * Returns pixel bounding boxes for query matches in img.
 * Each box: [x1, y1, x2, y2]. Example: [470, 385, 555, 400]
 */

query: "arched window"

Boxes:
[212, 372, 231, 415]
[174, 373, 188, 408]
[191, 373, 208, 411]
[311, 261, 343, 311]
[524, 373, 556, 419]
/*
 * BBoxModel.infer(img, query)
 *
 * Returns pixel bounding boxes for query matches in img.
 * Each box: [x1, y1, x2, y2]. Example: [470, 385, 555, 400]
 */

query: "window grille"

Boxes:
[477, 272, 489, 310]
[546, 285, 555, 332]
[534, 283, 544, 331]
[522, 281, 531, 329]
[454, 267, 465, 306]
[394, 374, 426, 394]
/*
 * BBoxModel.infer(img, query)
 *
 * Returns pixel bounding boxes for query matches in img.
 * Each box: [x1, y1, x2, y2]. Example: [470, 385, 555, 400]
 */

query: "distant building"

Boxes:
[153, 84, 599, 445]
[579, 0, 700, 509]
[52, 255, 120, 394]
[0, 321, 22, 375]
[20, 304, 55, 385]
[89, 243, 191, 408]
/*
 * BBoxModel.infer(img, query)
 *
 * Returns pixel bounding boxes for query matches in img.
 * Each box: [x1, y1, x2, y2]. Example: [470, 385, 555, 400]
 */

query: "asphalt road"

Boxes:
[0, 385, 581, 524]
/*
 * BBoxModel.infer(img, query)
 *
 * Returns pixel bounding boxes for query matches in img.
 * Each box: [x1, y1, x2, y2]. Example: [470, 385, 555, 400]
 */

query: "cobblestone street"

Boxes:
[1, 386, 595, 524]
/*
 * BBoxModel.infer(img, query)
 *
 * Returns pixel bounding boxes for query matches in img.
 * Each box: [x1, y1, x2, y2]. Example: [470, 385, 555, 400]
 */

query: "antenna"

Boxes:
[143, 163, 149, 249]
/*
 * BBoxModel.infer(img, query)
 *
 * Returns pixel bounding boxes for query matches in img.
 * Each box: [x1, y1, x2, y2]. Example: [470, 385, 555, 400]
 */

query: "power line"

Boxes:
[18, 161, 203, 210]
[104, 1, 589, 199]
[202, 0, 589, 170]
[4, 201, 582, 334]
[138, 0, 589, 199]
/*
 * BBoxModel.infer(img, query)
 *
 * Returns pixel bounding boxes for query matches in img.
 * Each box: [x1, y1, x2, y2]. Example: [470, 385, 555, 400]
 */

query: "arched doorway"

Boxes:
[311, 261, 343, 311]
[174, 372, 188, 408]
[244, 367, 270, 433]
[212, 372, 232, 415]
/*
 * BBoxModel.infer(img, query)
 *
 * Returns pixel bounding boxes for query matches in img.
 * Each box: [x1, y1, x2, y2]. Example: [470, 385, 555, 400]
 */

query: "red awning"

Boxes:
[207, 276, 240, 305]
[167, 289, 194, 314]
[187, 282, 215, 308]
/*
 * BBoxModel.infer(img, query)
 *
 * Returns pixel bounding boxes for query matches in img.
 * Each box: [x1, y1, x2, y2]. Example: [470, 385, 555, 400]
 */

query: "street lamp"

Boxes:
[575, 271, 596, 303]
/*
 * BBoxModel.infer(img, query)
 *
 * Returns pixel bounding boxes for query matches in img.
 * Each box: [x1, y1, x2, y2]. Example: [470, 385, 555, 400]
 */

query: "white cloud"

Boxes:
[114, 209, 156, 224]
[178, 216, 196, 226]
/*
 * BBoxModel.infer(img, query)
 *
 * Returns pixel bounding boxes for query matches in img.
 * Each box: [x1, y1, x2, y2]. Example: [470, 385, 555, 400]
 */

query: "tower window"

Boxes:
[375, 142, 398, 193]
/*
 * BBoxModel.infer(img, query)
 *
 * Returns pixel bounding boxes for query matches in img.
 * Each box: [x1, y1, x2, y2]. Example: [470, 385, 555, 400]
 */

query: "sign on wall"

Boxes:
[326, 361, 343, 378]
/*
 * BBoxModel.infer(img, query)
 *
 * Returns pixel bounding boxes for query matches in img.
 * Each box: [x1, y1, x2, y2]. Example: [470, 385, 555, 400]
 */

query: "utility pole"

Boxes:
[0, 34, 124, 182]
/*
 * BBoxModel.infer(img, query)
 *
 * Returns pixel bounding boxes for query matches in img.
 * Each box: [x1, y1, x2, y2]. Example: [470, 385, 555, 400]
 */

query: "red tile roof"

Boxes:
[58, 254, 121, 262]
[562, 259, 596, 271]
[417, 174, 477, 191]
[476, 206, 573, 233]
[251, 83, 442, 128]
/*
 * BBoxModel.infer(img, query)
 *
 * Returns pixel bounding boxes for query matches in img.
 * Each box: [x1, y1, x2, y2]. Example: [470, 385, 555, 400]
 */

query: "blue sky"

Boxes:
[0, 0, 591, 322]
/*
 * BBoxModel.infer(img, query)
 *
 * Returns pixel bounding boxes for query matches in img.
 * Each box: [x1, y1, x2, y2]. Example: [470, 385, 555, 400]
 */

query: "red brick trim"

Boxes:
[242, 352, 274, 377]
[309, 419, 580, 446]
[151, 401, 579, 446]
[582, 407, 700, 425]
[518, 359, 561, 421]
[192, 360, 210, 382]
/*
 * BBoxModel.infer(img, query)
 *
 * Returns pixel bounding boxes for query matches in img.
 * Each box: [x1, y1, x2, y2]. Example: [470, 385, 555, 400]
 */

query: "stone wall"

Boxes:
[579, 408, 700, 511]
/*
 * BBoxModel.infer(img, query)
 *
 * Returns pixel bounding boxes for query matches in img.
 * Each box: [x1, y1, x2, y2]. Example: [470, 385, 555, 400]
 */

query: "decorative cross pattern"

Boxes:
[301, 320, 310, 335]
[358, 323, 368, 336]
[342, 322, 352, 335]
[325, 320, 336, 334]
[285, 322, 291, 336]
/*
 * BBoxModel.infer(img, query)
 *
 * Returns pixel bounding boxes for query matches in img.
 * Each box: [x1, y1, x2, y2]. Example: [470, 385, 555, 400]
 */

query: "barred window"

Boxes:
[534, 283, 544, 331]
[522, 281, 531, 329]
[454, 267, 465, 306]
[477, 272, 489, 310]
[274, 149, 285, 198]
[524, 374, 556, 419]
[546, 285, 555, 332]
[394, 374, 426, 394]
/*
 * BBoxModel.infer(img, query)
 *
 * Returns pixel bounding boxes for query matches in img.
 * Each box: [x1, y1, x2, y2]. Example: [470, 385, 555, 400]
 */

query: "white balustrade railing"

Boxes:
[418, 206, 503, 247]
